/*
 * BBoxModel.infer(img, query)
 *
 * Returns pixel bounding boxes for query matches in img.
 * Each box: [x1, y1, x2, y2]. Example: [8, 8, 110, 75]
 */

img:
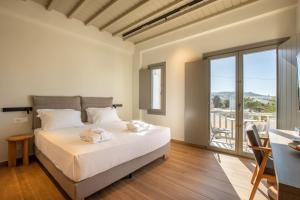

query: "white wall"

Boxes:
[133, 0, 297, 141]
[0, 1, 134, 162]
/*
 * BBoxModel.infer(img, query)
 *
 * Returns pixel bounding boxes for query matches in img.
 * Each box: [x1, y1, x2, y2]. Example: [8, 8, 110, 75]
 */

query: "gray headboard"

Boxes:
[81, 97, 113, 122]
[32, 96, 113, 129]
[32, 96, 81, 129]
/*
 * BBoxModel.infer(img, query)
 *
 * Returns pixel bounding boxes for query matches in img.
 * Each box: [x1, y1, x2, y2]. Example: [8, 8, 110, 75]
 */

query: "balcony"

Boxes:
[210, 108, 276, 152]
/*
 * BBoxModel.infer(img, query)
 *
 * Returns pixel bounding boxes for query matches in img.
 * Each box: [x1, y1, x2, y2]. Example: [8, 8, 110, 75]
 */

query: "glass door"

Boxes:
[208, 47, 277, 156]
[209, 54, 237, 152]
[240, 47, 277, 155]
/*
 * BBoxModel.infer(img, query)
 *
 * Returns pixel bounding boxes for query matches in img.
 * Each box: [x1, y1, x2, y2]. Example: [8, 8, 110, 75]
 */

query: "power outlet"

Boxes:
[13, 117, 28, 123]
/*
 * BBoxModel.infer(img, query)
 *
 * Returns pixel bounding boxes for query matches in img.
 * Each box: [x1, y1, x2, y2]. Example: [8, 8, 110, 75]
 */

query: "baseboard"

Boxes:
[0, 155, 36, 167]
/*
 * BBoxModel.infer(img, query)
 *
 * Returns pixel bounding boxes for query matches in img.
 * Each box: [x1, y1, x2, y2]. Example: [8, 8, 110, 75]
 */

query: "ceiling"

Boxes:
[31, 0, 257, 44]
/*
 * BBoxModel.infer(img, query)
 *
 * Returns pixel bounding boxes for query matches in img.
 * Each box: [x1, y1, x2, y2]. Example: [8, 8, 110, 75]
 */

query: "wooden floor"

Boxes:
[0, 142, 269, 200]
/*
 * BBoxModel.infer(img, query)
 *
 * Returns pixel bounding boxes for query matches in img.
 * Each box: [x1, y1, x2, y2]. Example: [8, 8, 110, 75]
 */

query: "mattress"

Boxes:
[34, 121, 170, 182]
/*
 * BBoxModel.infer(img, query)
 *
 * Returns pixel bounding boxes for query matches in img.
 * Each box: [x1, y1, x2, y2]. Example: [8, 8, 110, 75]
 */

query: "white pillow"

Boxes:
[86, 108, 97, 123]
[86, 107, 121, 124]
[37, 109, 84, 130]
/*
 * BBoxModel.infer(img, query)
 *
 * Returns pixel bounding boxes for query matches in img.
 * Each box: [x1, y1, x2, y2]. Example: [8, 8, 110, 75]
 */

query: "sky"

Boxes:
[210, 49, 277, 96]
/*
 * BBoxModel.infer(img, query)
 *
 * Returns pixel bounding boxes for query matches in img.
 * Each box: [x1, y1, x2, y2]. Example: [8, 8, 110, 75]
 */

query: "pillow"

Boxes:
[86, 107, 107, 123]
[86, 108, 97, 123]
[86, 107, 121, 124]
[37, 109, 84, 130]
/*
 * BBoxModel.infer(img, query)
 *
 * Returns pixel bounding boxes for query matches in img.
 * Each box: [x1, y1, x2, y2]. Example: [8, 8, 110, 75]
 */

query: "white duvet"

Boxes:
[34, 121, 170, 182]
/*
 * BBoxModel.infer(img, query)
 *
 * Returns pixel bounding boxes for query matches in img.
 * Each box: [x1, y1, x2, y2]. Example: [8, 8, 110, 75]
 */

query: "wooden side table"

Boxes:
[6, 134, 33, 167]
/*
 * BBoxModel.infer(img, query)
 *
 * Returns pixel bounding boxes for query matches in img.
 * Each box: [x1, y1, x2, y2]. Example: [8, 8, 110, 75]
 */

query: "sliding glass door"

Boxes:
[240, 47, 277, 155]
[209, 54, 237, 152]
[209, 46, 277, 156]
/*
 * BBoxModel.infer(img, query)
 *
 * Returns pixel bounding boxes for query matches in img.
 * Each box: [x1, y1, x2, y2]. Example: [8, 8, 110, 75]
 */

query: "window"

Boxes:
[148, 62, 166, 115]
[151, 68, 161, 109]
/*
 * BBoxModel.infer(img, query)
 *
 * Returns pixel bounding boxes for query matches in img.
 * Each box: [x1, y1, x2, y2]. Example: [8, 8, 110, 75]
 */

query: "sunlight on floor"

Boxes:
[213, 153, 268, 200]
[211, 138, 253, 153]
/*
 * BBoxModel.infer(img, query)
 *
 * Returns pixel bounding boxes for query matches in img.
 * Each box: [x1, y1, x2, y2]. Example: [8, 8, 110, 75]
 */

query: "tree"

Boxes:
[213, 95, 221, 108]
[244, 96, 275, 113]
[262, 97, 276, 113]
[223, 99, 230, 108]
[244, 97, 258, 112]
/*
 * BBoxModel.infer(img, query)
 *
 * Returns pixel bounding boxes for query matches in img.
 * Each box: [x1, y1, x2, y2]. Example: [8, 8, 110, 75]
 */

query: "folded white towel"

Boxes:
[80, 128, 112, 143]
[127, 120, 150, 132]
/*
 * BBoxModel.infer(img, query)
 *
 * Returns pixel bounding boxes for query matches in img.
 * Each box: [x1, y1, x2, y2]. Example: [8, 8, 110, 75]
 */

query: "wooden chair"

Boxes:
[250, 125, 270, 184]
[253, 124, 269, 147]
[268, 185, 278, 200]
[246, 129, 276, 200]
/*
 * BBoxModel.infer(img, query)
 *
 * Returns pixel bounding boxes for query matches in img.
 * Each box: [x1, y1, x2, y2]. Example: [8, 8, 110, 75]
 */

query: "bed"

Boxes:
[32, 96, 170, 200]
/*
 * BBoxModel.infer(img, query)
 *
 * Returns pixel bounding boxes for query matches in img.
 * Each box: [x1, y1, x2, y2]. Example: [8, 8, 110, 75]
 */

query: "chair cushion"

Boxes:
[247, 130, 264, 165]
[252, 125, 263, 146]
[264, 157, 275, 176]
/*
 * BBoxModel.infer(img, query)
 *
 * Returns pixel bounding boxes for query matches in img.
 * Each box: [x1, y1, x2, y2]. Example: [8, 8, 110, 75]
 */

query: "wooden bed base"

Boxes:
[35, 143, 170, 200]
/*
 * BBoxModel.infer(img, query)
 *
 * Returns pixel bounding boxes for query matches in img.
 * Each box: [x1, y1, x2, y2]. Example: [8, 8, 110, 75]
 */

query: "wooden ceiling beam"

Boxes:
[112, 0, 183, 36]
[133, 0, 258, 44]
[47, 0, 57, 11]
[85, 0, 119, 25]
[67, 0, 86, 18]
[99, 0, 149, 31]
[124, 0, 217, 40]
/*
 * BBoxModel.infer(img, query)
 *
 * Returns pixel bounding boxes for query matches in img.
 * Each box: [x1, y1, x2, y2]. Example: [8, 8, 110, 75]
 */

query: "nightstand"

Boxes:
[6, 134, 33, 167]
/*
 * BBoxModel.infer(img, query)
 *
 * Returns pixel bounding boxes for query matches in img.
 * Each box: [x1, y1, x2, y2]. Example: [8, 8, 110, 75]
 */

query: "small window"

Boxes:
[151, 68, 161, 109]
[148, 62, 166, 115]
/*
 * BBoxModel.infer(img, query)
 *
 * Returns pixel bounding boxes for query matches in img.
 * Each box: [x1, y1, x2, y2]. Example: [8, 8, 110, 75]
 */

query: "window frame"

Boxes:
[147, 62, 166, 115]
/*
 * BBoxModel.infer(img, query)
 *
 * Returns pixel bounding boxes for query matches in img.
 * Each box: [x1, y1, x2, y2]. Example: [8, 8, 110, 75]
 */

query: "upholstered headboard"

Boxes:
[32, 96, 81, 129]
[81, 97, 113, 122]
[32, 96, 113, 129]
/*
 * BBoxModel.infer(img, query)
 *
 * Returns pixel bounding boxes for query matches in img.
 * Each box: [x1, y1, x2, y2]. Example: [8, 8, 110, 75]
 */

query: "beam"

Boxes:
[47, 0, 57, 11]
[67, 0, 86, 18]
[112, 0, 182, 36]
[85, 0, 119, 25]
[99, 0, 149, 31]
[134, 0, 258, 44]
[123, 0, 216, 40]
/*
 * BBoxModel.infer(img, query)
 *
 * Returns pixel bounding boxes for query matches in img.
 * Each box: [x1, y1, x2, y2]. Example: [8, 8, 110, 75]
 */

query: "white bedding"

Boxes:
[34, 121, 170, 182]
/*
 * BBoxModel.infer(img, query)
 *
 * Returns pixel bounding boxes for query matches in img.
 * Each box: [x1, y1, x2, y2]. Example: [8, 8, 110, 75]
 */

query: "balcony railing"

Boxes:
[210, 108, 276, 151]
